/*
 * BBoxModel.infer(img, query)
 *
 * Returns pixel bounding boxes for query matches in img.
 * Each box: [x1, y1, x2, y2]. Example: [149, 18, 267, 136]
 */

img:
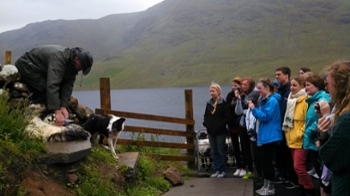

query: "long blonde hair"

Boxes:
[326, 61, 350, 123]
[210, 82, 221, 114]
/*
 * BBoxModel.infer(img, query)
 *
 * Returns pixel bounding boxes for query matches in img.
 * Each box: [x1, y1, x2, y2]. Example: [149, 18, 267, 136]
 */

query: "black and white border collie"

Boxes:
[82, 114, 125, 160]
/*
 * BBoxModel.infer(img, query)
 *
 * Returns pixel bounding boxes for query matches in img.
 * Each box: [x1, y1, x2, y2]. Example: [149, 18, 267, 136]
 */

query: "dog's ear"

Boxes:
[119, 118, 125, 123]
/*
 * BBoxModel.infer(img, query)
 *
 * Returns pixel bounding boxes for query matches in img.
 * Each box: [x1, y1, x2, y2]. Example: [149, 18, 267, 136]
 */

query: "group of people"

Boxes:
[203, 63, 350, 196]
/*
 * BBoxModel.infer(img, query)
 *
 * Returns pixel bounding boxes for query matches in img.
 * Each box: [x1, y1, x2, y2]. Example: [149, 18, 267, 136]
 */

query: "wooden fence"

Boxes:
[96, 78, 196, 168]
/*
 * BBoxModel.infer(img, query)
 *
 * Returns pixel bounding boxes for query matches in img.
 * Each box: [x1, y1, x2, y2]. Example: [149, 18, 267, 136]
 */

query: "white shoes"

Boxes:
[307, 168, 319, 179]
[233, 168, 246, 177]
[239, 169, 247, 177]
[211, 171, 226, 178]
[256, 187, 275, 195]
[233, 169, 241, 176]
[211, 171, 220, 178]
[217, 172, 226, 178]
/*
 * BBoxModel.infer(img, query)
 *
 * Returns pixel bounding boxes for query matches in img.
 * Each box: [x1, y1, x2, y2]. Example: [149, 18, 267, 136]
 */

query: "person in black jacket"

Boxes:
[275, 67, 299, 189]
[203, 82, 231, 178]
[15, 45, 93, 126]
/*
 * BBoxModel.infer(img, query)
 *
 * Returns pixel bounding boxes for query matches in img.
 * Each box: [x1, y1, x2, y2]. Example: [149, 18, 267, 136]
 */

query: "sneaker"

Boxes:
[217, 172, 226, 178]
[307, 168, 316, 175]
[242, 171, 254, 179]
[210, 171, 220, 178]
[233, 169, 241, 176]
[284, 181, 299, 189]
[274, 177, 289, 184]
[312, 173, 319, 179]
[239, 169, 247, 177]
[256, 187, 275, 195]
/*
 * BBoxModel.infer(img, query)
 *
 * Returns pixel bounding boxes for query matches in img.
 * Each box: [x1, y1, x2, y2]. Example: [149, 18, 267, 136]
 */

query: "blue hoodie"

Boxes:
[303, 90, 331, 151]
[252, 93, 283, 146]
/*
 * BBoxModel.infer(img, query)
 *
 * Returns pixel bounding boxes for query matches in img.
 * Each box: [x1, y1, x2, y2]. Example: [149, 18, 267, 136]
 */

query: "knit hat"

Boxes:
[77, 49, 93, 75]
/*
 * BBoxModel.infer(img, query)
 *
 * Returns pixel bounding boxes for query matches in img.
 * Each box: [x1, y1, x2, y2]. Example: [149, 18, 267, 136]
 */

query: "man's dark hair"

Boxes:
[276, 67, 291, 78]
[300, 67, 311, 73]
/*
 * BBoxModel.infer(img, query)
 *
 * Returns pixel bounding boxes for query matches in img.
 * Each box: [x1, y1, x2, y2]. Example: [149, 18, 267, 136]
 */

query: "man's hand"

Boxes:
[55, 110, 65, 126]
[60, 107, 69, 119]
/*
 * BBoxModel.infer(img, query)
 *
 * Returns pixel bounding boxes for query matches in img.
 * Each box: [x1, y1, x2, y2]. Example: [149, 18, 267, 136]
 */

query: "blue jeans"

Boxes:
[208, 133, 227, 173]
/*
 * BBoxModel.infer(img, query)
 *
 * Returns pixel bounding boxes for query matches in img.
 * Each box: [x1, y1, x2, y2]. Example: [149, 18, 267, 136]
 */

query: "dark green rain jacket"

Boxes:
[15, 45, 78, 111]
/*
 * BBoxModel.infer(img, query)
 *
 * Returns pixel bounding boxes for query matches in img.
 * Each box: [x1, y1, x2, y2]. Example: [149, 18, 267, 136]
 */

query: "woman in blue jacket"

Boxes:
[248, 78, 282, 196]
[303, 74, 330, 182]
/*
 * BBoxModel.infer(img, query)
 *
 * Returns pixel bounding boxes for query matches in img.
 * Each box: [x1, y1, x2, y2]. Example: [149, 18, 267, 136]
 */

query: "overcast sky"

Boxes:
[0, 0, 163, 33]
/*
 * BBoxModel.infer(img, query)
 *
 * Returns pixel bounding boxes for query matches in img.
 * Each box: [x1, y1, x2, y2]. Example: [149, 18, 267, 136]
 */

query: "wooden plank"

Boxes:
[99, 78, 111, 110]
[124, 125, 196, 138]
[5, 51, 11, 65]
[117, 139, 195, 149]
[95, 108, 195, 125]
[143, 153, 195, 161]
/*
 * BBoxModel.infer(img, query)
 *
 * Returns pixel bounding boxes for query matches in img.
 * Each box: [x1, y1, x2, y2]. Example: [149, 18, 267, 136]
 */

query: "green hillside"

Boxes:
[1, 0, 349, 90]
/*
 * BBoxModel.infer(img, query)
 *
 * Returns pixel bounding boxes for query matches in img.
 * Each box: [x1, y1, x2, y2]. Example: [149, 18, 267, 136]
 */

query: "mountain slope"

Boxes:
[1, 0, 349, 89]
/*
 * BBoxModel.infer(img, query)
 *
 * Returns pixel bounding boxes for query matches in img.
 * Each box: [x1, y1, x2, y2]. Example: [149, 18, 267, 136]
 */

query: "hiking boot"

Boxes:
[217, 172, 226, 178]
[239, 169, 247, 177]
[210, 171, 220, 178]
[284, 181, 299, 189]
[274, 177, 289, 184]
[233, 168, 241, 176]
[242, 171, 254, 179]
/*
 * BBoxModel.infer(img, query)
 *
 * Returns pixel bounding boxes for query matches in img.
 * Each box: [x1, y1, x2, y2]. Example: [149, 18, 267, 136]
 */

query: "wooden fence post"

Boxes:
[99, 78, 111, 115]
[184, 89, 195, 169]
[5, 51, 11, 65]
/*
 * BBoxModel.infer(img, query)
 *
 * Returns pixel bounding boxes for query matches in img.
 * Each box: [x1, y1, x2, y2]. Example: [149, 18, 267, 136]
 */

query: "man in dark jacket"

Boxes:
[275, 67, 299, 189]
[15, 45, 93, 126]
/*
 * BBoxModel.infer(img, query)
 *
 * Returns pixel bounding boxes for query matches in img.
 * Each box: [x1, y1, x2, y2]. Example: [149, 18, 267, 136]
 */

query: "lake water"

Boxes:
[72, 86, 232, 141]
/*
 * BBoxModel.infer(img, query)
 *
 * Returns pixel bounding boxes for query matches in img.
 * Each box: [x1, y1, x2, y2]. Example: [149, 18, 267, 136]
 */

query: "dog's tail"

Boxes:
[48, 124, 91, 142]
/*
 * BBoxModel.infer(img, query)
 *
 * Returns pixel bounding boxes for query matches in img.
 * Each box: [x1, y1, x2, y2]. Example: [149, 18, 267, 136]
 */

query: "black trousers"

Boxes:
[275, 136, 298, 183]
[251, 140, 263, 177]
[238, 126, 254, 171]
[258, 142, 277, 181]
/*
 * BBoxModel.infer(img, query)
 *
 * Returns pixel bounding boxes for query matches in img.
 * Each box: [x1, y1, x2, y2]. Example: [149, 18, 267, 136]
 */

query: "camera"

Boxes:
[237, 87, 241, 93]
[314, 103, 320, 111]
[247, 129, 256, 141]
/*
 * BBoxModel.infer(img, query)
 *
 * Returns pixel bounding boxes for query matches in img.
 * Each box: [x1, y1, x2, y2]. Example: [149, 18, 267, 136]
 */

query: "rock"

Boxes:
[163, 167, 184, 186]
[13, 82, 28, 92]
[118, 152, 140, 180]
[67, 174, 79, 184]
[67, 169, 78, 173]
[0, 65, 20, 84]
[9, 89, 22, 98]
[38, 136, 91, 164]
